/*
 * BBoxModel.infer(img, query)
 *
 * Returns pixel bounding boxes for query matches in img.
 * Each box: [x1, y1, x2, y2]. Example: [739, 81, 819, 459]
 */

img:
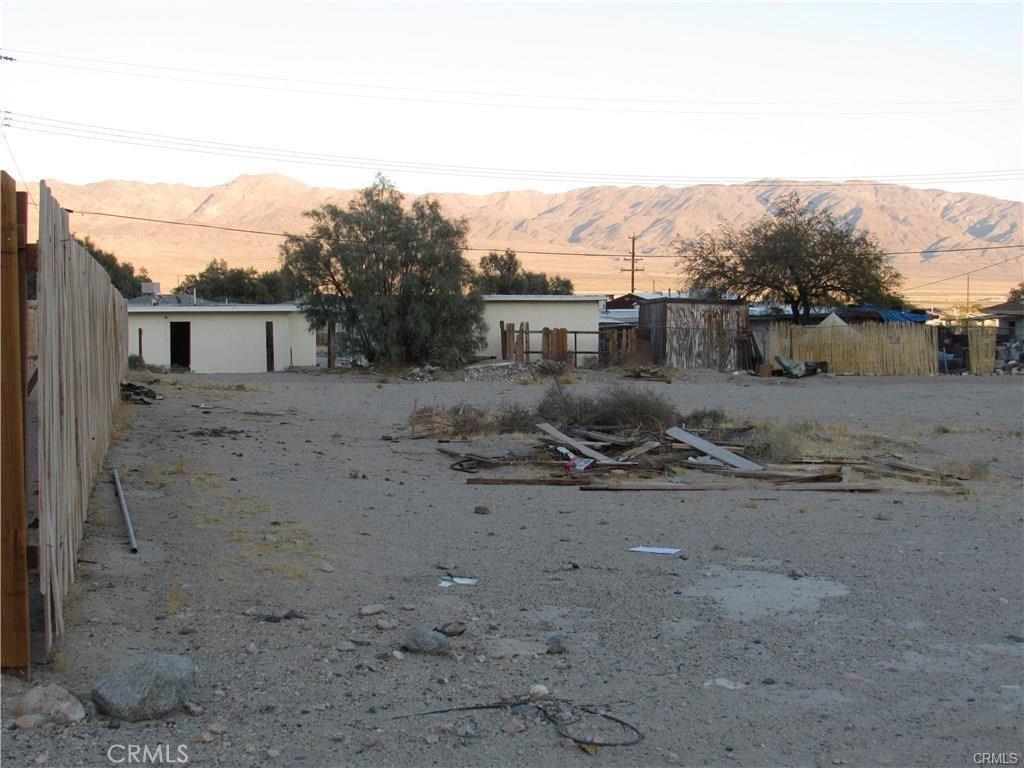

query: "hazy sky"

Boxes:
[2, 1, 1022, 200]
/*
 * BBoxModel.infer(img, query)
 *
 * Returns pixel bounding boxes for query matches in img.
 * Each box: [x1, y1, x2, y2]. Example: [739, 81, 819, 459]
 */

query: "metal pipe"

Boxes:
[112, 469, 139, 553]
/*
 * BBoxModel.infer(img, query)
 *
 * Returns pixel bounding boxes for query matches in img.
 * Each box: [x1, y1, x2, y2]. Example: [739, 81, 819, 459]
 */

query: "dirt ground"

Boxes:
[2, 367, 1023, 768]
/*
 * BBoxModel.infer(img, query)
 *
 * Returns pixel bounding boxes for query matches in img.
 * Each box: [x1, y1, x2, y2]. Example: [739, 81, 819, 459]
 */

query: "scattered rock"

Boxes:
[375, 618, 399, 631]
[425, 733, 439, 745]
[91, 653, 196, 722]
[208, 721, 227, 735]
[473, 505, 491, 515]
[335, 640, 358, 653]
[546, 635, 568, 654]
[319, 563, 336, 573]
[529, 684, 550, 698]
[184, 702, 204, 716]
[267, 748, 281, 758]
[787, 569, 806, 580]
[502, 718, 528, 734]
[667, 751, 682, 765]
[245, 642, 258, 655]
[19, 683, 86, 725]
[359, 604, 387, 617]
[761, 677, 777, 685]
[15, 714, 47, 730]
[438, 621, 466, 637]
[401, 627, 450, 655]
[198, 731, 214, 743]
[455, 718, 479, 738]
[400, 604, 416, 612]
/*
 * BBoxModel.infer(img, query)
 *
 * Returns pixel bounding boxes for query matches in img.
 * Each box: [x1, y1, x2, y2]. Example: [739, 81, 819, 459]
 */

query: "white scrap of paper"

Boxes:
[438, 580, 454, 588]
[628, 546, 681, 555]
[451, 577, 478, 585]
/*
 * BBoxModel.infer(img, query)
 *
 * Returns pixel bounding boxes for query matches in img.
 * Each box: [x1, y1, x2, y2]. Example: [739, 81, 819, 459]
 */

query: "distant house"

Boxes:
[127, 295, 315, 373]
[979, 300, 1024, 341]
[480, 295, 604, 363]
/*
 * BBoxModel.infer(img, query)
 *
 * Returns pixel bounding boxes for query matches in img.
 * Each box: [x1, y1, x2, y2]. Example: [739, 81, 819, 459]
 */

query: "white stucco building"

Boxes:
[127, 300, 316, 373]
[480, 295, 604, 363]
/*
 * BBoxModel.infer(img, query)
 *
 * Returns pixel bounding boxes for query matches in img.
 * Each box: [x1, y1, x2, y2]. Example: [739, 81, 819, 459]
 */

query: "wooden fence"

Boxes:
[1, 176, 128, 667]
[37, 181, 128, 649]
[967, 326, 997, 374]
[767, 322, 939, 376]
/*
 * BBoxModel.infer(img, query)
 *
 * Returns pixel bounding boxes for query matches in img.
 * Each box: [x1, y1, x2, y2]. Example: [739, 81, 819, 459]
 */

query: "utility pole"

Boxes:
[621, 234, 644, 292]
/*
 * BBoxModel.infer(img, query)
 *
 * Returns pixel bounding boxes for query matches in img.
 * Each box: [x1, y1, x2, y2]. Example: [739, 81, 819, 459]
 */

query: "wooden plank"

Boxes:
[535, 422, 624, 464]
[582, 481, 964, 494]
[664, 426, 764, 471]
[577, 429, 635, 447]
[616, 440, 662, 462]
[674, 464, 843, 482]
[1, 170, 31, 671]
[466, 477, 591, 486]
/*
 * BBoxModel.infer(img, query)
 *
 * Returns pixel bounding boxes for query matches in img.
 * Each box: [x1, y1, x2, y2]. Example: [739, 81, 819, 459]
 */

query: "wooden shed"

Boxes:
[639, 297, 751, 370]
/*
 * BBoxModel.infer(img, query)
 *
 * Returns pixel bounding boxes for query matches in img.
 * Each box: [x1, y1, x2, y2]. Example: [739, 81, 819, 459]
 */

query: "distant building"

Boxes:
[480, 295, 604, 363]
[979, 300, 1024, 341]
[127, 296, 315, 373]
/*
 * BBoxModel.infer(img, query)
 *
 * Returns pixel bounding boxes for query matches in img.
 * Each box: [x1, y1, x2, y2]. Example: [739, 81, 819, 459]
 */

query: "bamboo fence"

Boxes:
[37, 182, 127, 648]
[966, 326, 997, 374]
[767, 322, 939, 376]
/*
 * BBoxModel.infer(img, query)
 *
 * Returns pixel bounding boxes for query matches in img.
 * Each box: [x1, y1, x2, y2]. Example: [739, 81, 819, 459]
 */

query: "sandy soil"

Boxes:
[2, 368, 1023, 768]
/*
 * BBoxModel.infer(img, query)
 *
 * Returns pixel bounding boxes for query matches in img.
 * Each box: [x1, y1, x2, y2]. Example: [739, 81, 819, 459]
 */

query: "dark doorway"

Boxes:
[265, 321, 274, 372]
[170, 322, 191, 369]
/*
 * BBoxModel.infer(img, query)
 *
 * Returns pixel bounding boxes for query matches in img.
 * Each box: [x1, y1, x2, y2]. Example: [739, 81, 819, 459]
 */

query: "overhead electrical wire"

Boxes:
[5, 112, 1023, 188]
[903, 253, 1024, 291]
[59, 207, 1024, 267]
[3, 49, 1021, 116]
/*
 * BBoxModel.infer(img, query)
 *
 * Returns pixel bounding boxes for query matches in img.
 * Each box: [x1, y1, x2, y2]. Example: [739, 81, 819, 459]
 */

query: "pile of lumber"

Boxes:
[442, 421, 965, 495]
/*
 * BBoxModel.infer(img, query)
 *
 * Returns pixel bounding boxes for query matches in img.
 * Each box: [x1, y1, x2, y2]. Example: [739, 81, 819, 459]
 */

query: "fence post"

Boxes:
[1, 171, 31, 672]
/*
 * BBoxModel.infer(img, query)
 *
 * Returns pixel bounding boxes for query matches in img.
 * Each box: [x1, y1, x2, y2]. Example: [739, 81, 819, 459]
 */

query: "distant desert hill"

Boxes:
[38, 174, 1023, 306]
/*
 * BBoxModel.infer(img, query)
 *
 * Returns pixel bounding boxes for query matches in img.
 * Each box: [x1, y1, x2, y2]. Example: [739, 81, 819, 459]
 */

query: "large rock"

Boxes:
[401, 627, 450, 655]
[91, 654, 196, 721]
[17, 683, 85, 725]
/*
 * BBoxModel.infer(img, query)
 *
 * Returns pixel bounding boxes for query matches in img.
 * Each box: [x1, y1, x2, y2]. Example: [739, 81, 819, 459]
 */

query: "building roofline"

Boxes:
[127, 303, 305, 313]
[481, 294, 605, 302]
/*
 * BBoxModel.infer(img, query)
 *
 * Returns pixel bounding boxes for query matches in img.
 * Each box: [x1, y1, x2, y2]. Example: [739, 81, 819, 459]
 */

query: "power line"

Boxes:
[4, 49, 1021, 116]
[6, 112, 1023, 189]
[0, 130, 36, 206]
[60, 207, 1024, 262]
[903, 253, 1024, 291]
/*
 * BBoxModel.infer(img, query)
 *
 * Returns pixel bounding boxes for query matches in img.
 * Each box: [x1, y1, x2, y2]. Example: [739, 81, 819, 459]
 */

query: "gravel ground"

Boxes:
[2, 368, 1022, 768]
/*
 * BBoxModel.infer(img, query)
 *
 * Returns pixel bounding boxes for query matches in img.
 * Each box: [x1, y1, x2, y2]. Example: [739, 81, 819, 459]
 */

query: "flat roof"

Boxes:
[482, 294, 605, 302]
[128, 303, 304, 314]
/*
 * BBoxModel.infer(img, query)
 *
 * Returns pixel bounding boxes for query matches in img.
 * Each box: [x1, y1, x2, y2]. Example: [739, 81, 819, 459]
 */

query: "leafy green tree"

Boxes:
[175, 259, 291, 303]
[473, 249, 574, 295]
[1007, 282, 1024, 302]
[75, 236, 149, 298]
[676, 193, 901, 323]
[280, 176, 485, 367]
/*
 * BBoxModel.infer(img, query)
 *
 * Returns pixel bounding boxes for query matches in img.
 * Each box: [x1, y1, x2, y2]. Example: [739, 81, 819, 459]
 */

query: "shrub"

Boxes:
[535, 384, 679, 430]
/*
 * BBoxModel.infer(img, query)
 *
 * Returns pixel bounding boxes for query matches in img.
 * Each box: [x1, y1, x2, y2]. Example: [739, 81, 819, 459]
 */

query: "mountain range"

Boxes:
[39, 174, 1023, 306]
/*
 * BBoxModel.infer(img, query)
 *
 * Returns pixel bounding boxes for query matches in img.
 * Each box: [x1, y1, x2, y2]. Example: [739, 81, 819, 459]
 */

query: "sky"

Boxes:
[1, 1, 1022, 201]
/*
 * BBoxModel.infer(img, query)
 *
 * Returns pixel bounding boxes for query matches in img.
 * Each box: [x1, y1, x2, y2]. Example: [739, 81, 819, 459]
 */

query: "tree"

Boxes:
[1007, 282, 1024, 302]
[280, 176, 485, 367]
[473, 249, 574, 295]
[176, 259, 291, 303]
[675, 193, 902, 323]
[76, 236, 149, 298]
